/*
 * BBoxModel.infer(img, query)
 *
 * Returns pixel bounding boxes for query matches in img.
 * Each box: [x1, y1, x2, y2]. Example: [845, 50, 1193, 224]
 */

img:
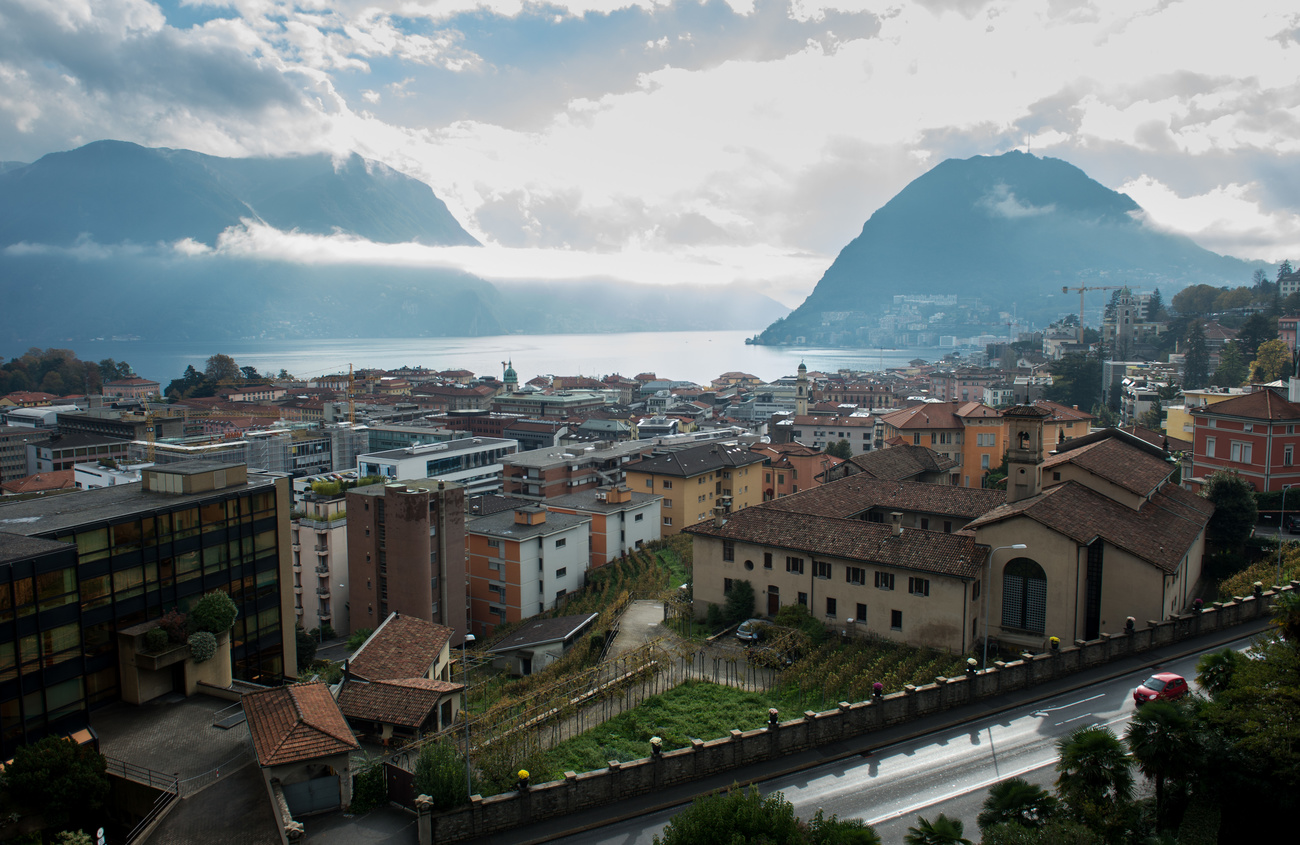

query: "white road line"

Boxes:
[1031, 693, 1105, 716]
[865, 757, 1059, 826]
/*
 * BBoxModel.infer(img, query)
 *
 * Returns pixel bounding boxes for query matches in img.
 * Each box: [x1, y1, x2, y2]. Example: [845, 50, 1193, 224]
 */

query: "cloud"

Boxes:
[980, 183, 1056, 219]
[1123, 175, 1300, 261]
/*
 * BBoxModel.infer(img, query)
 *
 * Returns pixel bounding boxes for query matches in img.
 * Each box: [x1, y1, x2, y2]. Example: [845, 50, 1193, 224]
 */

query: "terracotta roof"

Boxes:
[348, 614, 454, 681]
[1189, 390, 1300, 421]
[967, 481, 1212, 574]
[1042, 436, 1173, 497]
[1032, 400, 1095, 422]
[764, 474, 1004, 520]
[1118, 425, 1192, 453]
[685, 507, 987, 579]
[1, 471, 77, 495]
[242, 682, 358, 767]
[337, 678, 463, 728]
[880, 403, 963, 431]
[843, 444, 957, 480]
[955, 402, 1001, 419]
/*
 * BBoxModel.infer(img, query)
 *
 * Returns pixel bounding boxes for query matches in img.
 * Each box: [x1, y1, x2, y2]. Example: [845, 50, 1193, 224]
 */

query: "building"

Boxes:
[356, 437, 518, 497]
[0, 426, 48, 483]
[346, 480, 467, 641]
[57, 409, 186, 442]
[688, 423, 1210, 655]
[1188, 390, 1300, 491]
[1, 470, 77, 496]
[30, 433, 132, 473]
[292, 491, 350, 635]
[102, 378, 161, 401]
[500, 439, 660, 500]
[1164, 388, 1250, 442]
[624, 442, 767, 534]
[0, 461, 296, 758]
[544, 484, 662, 567]
[750, 442, 841, 499]
[486, 613, 599, 676]
[492, 390, 607, 418]
[955, 402, 1005, 488]
[824, 443, 957, 485]
[879, 403, 965, 478]
[465, 504, 592, 637]
[787, 414, 878, 455]
[74, 460, 149, 489]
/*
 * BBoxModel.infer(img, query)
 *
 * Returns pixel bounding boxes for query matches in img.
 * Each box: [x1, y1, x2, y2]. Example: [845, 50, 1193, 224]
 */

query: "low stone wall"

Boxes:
[419, 583, 1293, 844]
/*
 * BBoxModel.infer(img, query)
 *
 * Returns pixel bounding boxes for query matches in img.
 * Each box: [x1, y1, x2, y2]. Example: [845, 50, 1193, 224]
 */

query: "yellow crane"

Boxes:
[1062, 284, 1124, 344]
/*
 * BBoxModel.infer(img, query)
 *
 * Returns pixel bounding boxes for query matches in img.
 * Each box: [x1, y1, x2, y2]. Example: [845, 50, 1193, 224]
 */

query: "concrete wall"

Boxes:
[418, 582, 1294, 845]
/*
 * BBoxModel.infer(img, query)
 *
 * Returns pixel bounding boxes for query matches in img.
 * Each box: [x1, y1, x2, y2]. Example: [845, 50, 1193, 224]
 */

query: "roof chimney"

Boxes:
[890, 511, 903, 537]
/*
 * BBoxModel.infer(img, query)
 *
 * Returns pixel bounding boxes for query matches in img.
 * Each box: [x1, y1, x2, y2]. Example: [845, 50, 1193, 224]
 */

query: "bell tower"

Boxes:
[1003, 405, 1051, 503]
[796, 361, 808, 417]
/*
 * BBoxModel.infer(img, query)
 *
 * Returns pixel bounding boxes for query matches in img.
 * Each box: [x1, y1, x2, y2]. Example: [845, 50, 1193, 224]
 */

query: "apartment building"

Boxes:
[500, 439, 660, 500]
[291, 492, 350, 635]
[624, 442, 766, 534]
[544, 484, 662, 567]
[356, 437, 518, 497]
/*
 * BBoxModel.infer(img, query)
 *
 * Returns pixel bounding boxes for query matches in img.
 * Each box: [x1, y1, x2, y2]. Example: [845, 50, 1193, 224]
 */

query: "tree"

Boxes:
[1212, 340, 1249, 387]
[1125, 701, 1195, 831]
[825, 440, 853, 460]
[1146, 288, 1165, 322]
[1248, 337, 1291, 383]
[980, 819, 1102, 845]
[4, 735, 110, 829]
[1195, 647, 1246, 698]
[413, 740, 472, 810]
[723, 579, 756, 626]
[653, 786, 805, 845]
[1235, 311, 1277, 360]
[1278, 259, 1294, 282]
[904, 813, 971, 845]
[296, 623, 318, 671]
[188, 590, 238, 634]
[347, 627, 375, 650]
[1201, 471, 1258, 555]
[977, 777, 1058, 832]
[806, 808, 882, 845]
[1046, 353, 1102, 411]
[1271, 589, 1300, 643]
[1054, 726, 1133, 829]
[1138, 394, 1164, 431]
[1183, 321, 1209, 390]
[204, 353, 240, 384]
[239, 365, 262, 382]
[1171, 284, 1222, 317]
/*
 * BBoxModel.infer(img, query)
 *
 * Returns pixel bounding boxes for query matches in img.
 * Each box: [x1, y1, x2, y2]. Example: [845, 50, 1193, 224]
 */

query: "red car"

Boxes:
[1133, 672, 1189, 706]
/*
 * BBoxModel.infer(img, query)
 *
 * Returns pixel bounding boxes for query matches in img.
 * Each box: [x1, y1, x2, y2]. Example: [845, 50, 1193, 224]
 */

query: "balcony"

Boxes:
[293, 585, 303, 595]
[292, 563, 302, 575]
[318, 612, 332, 623]
[314, 545, 328, 554]
[316, 587, 331, 598]
[316, 565, 329, 576]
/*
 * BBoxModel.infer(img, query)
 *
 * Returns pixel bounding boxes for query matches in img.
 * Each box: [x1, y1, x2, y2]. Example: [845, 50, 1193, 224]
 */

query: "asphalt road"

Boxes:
[529, 628, 1260, 845]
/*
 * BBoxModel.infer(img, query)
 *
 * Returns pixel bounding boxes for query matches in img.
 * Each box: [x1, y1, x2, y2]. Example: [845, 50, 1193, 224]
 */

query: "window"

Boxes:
[1206, 437, 1216, 458]
[635, 513, 643, 522]
[826, 597, 837, 617]
[786, 556, 804, 574]
[645, 479, 653, 488]
[973, 579, 981, 601]
[556, 567, 567, 578]
[663, 498, 673, 508]
[555, 538, 566, 548]
[797, 591, 808, 606]
[1002, 558, 1047, 634]
[920, 518, 929, 530]
[813, 560, 831, 579]
[723, 541, 735, 561]
[744, 559, 754, 570]
[874, 571, 894, 591]
[487, 538, 500, 549]
[1287, 446, 1294, 467]
[764, 552, 773, 569]
[981, 454, 990, 470]
[856, 603, 867, 622]
[891, 609, 902, 630]
[663, 516, 672, 526]
[943, 521, 952, 533]
[908, 577, 930, 596]
[724, 578, 734, 594]
[1230, 441, 1252, 463]
[662, 480, 673, 489]
[846, 566, 866, 585]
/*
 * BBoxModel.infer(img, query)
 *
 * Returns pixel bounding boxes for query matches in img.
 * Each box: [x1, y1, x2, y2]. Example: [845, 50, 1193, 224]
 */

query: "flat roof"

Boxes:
[500, 439, 652, 468]
[545, 489, 661, 513]
[0, 532, 75, 564]
[349, 479, 463, 498]
[465, 508, 590, 540]
[0, 469, 279, 537]
[359, 437, 517, 461]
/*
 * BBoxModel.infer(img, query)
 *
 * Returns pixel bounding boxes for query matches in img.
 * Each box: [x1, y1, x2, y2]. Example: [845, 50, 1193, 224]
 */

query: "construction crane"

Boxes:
[1062, 285, 1124, 345]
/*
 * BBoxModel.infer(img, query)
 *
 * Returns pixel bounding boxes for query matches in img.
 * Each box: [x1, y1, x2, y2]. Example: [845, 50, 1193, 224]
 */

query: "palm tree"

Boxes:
[1125, 701, 1194, 831]
[904, 813, 972, 845]
[1272, 590, 1300, 642]
[977, 776, 1058, 832]
[1195, 648, 1244, 698]
[1055, 725, 1134, 822]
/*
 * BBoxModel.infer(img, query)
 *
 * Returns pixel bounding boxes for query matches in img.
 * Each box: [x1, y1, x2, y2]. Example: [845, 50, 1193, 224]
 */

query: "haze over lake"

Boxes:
[13, 332, 948, 388]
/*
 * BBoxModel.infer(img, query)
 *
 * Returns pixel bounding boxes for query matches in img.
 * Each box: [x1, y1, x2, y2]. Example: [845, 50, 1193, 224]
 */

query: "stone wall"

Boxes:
[418, 583, 1292, 845]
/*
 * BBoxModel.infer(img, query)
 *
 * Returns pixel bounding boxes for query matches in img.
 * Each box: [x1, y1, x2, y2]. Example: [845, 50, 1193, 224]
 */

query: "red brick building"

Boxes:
[1189, 390, 1300, 491]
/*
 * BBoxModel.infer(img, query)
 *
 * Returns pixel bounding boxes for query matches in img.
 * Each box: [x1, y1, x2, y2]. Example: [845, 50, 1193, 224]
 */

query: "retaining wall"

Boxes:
[416, 583, 1292, 844]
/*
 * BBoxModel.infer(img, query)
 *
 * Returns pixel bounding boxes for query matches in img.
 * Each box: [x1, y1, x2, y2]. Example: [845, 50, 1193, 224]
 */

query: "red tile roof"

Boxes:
[880, 403, 964, 430]
[347, 614, 453, 681]
[685, 507, 987, 579]
[842, 444, 957, 481]
[242, 683, 358, 767]
[1190, 390, 1300, 421]
[1043, 436, 1174, 497]
[764, 474, 1004, 520]
[337, 678, 463, 728]
[1, 471, 76, 495]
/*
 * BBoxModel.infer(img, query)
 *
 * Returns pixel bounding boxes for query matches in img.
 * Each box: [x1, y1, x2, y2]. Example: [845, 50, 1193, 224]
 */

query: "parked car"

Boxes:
[1286, 515, 1300, 534]
[735, 618, 768, 643]
[1133, 672, 1189, 706]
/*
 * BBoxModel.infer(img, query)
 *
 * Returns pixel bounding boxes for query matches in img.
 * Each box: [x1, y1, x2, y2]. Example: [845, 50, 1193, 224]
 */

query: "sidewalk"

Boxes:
[456, 616, 1272, 845]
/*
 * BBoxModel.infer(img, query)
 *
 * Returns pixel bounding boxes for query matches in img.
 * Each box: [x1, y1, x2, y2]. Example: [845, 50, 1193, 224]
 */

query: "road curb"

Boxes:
[489, 617, 1272, 845]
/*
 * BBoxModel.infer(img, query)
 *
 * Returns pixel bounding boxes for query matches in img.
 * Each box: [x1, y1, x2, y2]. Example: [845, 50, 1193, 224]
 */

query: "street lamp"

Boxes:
[984, 544, 1027, 671]
[461, 632, 475, 800]
[1280, 485, 1293, 588]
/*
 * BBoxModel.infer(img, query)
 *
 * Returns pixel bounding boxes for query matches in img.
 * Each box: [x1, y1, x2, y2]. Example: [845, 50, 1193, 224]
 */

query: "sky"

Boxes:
[2, 0, 1299, 307]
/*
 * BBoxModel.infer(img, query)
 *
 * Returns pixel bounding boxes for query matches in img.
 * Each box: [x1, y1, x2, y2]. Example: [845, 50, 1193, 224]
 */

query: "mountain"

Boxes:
[0, 140, 479, 247]
[756, 151, 1259, 345]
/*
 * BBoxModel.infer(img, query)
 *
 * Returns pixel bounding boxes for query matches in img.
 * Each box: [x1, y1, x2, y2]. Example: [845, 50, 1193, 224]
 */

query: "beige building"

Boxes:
[624, 441, 765, 534]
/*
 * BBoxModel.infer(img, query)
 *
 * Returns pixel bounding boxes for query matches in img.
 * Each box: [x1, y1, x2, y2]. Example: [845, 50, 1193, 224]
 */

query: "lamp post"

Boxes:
[1280, 485, 1293, 587]
[984, 544, 1027, 671]
[462, 632, 475, 800]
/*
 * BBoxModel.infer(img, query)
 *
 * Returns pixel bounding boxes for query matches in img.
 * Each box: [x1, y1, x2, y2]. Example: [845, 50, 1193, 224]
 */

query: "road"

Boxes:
[525, 629, 1258, 845]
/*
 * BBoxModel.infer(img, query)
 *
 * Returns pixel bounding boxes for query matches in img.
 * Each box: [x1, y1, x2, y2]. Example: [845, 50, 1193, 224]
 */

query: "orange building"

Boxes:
[544, 485, 662, 568]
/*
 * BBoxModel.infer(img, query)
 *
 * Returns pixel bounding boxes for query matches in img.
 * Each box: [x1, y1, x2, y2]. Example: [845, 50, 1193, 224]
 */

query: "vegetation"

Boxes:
[2, 735, 110, 831]
[825, 440, 854, 460]
[1211, 340, 1249, 387]
[904, 814, 971, 845]
[413, 741, 472, 810]
[977, 777, 1058, 832]
[188, 590, 238, 634]
[0, 348, 132, 396]
[188, 631, 218, 663]
[1201, 471, 1257, 556]
[1045, 353, 1101, 411]
[296, 624, 318, 671]
[652, 785, 878, 845]
[1248, 337, 1291, 383]
[348, 759, 387, 814]
[347, 627, 374, 650]
[158, 608, 187, 643]
[723, 580, 756, 626]
[773, 638, 966, 712]
[143, 627, 169, 653]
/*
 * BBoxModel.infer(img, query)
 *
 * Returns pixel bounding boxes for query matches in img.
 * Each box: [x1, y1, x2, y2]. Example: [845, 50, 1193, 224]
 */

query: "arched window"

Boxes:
[1002, 557, 1047, 633]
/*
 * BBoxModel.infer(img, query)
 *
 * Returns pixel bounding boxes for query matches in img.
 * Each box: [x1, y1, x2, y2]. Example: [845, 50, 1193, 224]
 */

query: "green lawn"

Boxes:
[537, 681, 773, 781]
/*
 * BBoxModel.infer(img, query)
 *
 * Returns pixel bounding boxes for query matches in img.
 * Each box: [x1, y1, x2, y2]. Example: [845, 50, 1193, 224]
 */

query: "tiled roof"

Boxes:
[348, 614, 453, 682]
[685, 508, 987, 579]
[1033, 400, 1094, 422]
[1118, 425, 1192, 453]
[880, 403, 963, 430]
[242, 682, 358, 767]
[1, 471, 77, 495]
[955, 402, 1000, 418]
[337, 678, 463, 728]
[1042, 436, 1173, 497]
[1189, 389, 1300, 421]
[764, 474, 1004, 520]
[966, 481, 1212, 574]
[843, 444, 957, 481]
[625, 442, 765, 477]
[488, 613, 599, 652]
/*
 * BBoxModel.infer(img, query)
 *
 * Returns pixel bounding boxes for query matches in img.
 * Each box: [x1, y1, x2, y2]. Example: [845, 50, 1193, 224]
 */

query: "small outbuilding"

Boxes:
[486, 612, 599, 676]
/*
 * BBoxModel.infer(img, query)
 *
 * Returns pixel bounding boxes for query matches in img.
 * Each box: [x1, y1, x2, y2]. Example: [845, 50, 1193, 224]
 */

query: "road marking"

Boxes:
[1055, 713, 1092, 726]
[1031, 693, 1104, 717]
[865, 757, 1059, 826]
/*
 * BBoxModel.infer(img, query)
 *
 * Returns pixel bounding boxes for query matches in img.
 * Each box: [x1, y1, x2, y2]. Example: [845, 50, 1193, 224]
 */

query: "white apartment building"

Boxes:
[356, 437, 519, 497]
[291, 492, 350, 635]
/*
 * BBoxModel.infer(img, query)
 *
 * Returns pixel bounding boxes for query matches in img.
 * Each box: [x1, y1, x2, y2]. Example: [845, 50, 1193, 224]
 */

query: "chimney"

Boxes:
[890, 511, 903, 537]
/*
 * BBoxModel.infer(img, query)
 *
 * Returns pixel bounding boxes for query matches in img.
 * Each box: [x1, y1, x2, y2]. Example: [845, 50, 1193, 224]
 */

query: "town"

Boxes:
[2, 271, 1299, 844]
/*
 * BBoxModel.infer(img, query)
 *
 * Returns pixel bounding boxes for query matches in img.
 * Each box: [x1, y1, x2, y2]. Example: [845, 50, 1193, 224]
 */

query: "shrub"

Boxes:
[349, 761, 387, 814]
[723, 580, 756, 626]
[296, 625, 317, 671]
[158, 608, 188, 644]
[188, 631, 218, 663]
[706, 603, 724, 632]
[142, 627, 169, 653]
[319, 623, 336, 640]
[413, 741, 472, 810]
[347, 628, 374, 650]
[653, 786, 804, 845]
[188, 591, 238, 635]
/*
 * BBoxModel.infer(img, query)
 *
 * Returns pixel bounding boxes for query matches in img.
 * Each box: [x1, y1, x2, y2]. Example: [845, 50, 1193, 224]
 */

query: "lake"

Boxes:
[7, 332, 948, 387]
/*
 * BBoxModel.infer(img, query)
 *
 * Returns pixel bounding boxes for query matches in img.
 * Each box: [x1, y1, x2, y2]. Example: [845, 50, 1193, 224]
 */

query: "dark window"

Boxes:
[846, 566, 866, 585]
[856, 602, 867, 622]
[722, 541, 735, 561]
[825, 597, 837, 617]
[555, 538, 566, 548]
[744, 559, 754, 571]
[797, 592, 808, 607]
[555, 567, 567, 578]
[813, 560, 831, 579]
[973, 579, 981, 601]
[786, 556, 804, 575]
[891, 609, 902, 630]
[874, 571, 894, 591]
[1002, 558, 1047, 634]
[724, 578, 733, 594]
[908, 577, 930, 597]
[920, 518, 929, 530]
[763, 553, 772, 569]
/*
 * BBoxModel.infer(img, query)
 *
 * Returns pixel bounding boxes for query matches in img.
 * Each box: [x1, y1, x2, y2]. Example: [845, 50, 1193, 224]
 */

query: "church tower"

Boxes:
[796, 362, 808, 417]
[503, 360, 518, 393]
[1002, 405, 1051, 503]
